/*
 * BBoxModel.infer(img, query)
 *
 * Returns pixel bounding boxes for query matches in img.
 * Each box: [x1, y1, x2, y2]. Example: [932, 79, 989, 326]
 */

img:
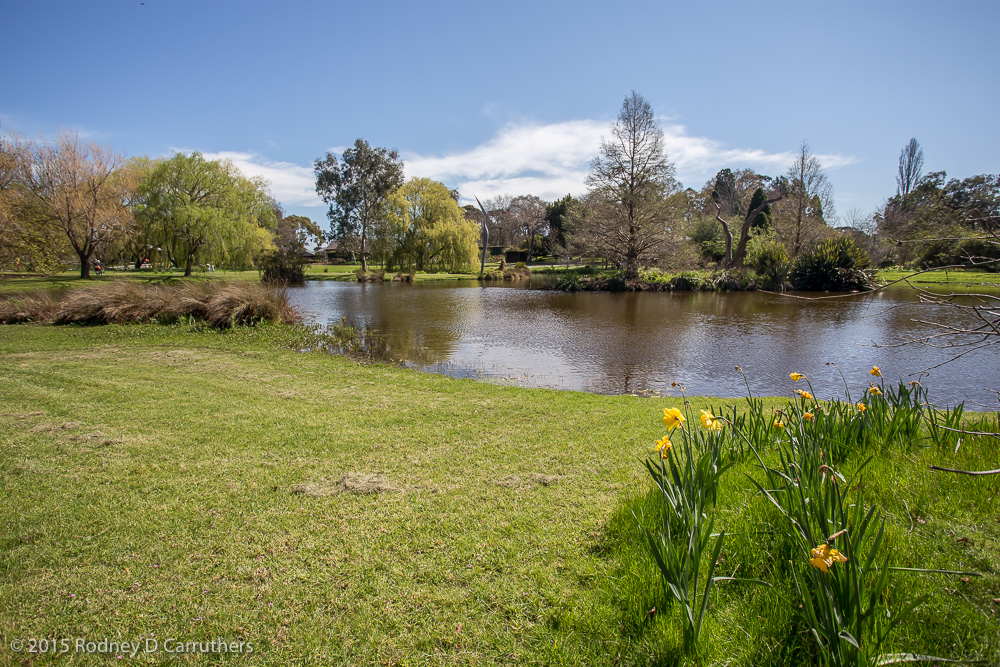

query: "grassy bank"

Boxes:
[3, 266, 997, 297]
[0, 323, 996, 665]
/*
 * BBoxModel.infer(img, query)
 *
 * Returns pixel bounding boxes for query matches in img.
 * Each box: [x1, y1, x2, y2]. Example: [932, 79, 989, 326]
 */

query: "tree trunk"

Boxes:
[732, 192, 784, 268]
[716, 205, 734, 268]
[184, 254, 194, 277]
[78, 249, 92, 279]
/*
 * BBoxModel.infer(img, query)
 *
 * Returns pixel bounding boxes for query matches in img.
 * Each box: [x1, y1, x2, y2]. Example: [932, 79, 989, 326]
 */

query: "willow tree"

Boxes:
[584, 91, 679, 280]
[384, 178, 479, 273]
[138, 152, 275, 275]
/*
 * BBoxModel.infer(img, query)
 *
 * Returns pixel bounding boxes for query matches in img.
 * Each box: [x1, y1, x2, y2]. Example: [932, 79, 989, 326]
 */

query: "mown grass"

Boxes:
[1, 323, 996, 665]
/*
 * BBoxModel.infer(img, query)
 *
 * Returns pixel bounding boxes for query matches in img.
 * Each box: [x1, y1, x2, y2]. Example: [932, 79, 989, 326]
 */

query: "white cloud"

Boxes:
[196, 151, 323, 208]
[183, 121, 856, 210]
[404, 119, 856, 203]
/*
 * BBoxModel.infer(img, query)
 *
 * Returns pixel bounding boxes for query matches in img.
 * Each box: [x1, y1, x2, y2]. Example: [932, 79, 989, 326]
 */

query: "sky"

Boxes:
[3, 0, 998, 228]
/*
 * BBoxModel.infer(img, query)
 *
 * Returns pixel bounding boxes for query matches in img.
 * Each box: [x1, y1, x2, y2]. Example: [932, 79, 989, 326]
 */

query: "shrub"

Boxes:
[790, 238, 873, 291]
[712, 268, 756, 291]
[669, 271, 706, 291]
[258, 249, 306, 285]
[747, 234, 790, 290]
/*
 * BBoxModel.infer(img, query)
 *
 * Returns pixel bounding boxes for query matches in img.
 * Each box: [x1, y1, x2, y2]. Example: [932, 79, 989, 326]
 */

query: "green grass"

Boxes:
[1, 323, 996, 665]
[876, 268, 1000, 292]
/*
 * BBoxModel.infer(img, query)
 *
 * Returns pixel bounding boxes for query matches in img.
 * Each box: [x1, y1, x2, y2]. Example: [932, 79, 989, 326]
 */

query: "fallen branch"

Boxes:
[928, 465, 1000, 476]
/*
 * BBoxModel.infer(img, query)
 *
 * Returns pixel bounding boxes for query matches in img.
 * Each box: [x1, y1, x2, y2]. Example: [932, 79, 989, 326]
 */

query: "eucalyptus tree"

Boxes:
[584, 91, 679, 279]
[314, 139, 404, 272]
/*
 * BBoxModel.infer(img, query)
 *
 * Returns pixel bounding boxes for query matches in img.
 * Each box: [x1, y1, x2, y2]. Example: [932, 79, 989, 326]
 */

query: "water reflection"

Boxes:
[289, 281, 998, 405]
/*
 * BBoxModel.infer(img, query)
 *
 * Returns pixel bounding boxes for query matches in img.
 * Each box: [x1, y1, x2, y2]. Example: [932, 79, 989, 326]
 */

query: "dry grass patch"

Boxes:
[293, 473, 400, 496]
[496, 473, 562, 488]
[30, 421, 83, 432]
[1, 281, 299, 327]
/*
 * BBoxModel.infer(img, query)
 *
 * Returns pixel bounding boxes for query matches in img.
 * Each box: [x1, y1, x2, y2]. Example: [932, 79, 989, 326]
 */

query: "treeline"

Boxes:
[0, 132, 322, 278]
[4, 104, 996, 283]
[320, 94, 997, 287]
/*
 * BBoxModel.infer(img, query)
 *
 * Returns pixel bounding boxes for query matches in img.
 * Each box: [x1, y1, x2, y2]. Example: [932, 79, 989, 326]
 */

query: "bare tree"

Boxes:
[783, 141, 835, 256]
[509, 194, 548, 261]
[896, 137, 924, 201]
[585, 91, 679, 279]
[12, 131, 129, 278]
[482, 194, 518, 248]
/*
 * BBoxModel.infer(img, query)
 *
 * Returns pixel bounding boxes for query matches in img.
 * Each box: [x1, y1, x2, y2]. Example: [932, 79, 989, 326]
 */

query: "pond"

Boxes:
[288, 280, 998, 406]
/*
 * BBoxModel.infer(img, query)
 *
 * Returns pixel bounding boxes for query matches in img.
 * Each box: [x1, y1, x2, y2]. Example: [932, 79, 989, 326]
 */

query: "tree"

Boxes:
[138, 152, 276, 276]
[782, 141, 835, 256]
[712, 170, 785, 268]
[509, 194, 548, 261]
[10, 131, 130, 278]
[482, 194, 517, 248]
[896, 137, 924, 201]
[543, 194, 580, 256]
[314, 139, 404, 272]
[880, 170, 1000, 267]
[384, 178, 479, 273]
[585, 91, 679, 279]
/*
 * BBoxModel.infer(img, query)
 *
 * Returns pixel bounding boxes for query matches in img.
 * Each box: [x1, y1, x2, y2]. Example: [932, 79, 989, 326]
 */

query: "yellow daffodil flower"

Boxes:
[803, 412, 815, 421]
[655, 435, 672, 458]
[699, 410, 723, 432]
[773, 419, 785, 429]
[869, 386, 882, 396]
[857, 402, 867, 412]
[870, 365, 882, 377]
[795, 390, 814, 400]
[790, 372, 806, 382]
[662, 407, 686, 431]
[810, 544, 848, 572]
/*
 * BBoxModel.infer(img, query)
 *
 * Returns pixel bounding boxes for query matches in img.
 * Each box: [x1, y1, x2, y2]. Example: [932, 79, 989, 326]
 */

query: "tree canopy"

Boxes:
[138, 152, 276, 276]
[583, 91, 679, 279]
[314, 139, 404, 272]
[383, 178, 479, 273]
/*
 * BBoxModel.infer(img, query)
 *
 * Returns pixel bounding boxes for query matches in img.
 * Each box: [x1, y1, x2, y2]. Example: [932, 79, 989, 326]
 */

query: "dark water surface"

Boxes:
[288, 280, 998, 405]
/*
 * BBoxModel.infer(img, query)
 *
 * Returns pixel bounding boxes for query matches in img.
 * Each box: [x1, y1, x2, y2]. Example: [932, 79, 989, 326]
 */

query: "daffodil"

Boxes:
[699, 410, 723, 432]
[662, 407, 686, 431]
[773, 419, 785, 429]
[803, 412, 815, 421]
[790, 372, 806, 382]
[809, 544, 848, 572]
[869, 385, 882, 396]
[795, 389, 814, 400]
[870, 365, 882, 377]
[857, 402, 867, 412]
[655, 435, 672, 458]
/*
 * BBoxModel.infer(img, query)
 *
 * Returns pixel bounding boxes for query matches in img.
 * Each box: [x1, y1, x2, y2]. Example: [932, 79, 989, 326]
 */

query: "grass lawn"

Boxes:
[0, 323, 997, 665]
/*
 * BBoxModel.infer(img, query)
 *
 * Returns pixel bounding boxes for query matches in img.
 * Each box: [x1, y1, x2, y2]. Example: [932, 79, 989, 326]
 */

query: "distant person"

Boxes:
[92, 259, 104, 275]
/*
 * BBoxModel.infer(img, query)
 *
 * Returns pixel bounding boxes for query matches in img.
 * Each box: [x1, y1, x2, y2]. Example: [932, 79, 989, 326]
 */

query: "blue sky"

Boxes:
[3, 0, 997, 227]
